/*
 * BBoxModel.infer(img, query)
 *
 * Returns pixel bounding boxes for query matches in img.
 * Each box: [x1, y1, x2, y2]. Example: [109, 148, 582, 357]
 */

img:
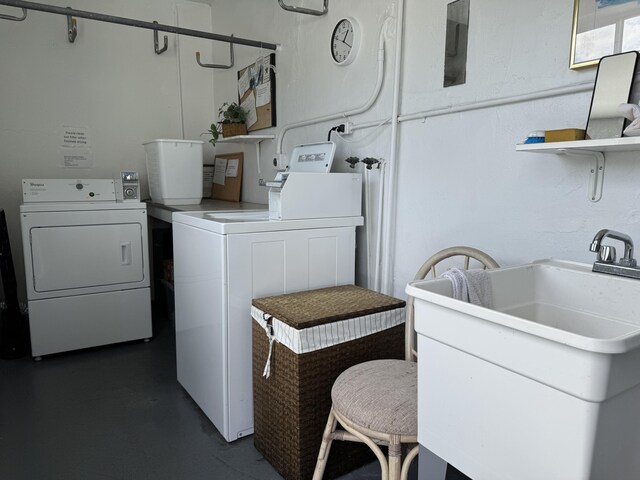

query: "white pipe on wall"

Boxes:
[349, 81, 594, 139]
[379, 0, 405, 294]
[373, 160, 386, 291]
[399, 81, 593, 124]
[364, 165, 373, 288]
[274, 17, 392, 157]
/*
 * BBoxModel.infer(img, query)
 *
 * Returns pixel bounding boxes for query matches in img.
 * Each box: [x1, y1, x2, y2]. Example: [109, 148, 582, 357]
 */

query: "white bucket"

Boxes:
[143, 139, 204, 205]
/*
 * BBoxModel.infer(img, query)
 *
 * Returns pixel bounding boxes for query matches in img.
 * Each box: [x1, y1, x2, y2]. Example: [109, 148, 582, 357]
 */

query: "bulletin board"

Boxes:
[237, 54, 277, 132]
[212, 152, 244, 202]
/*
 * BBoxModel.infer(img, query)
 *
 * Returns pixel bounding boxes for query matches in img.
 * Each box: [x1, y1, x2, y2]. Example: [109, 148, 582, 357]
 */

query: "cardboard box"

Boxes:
[544, 128, 586, 142]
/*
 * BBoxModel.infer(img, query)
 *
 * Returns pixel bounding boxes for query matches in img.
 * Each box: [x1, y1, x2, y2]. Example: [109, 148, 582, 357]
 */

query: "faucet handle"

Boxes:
[598, 245, 616, 263]
[620, 257, 637, 268]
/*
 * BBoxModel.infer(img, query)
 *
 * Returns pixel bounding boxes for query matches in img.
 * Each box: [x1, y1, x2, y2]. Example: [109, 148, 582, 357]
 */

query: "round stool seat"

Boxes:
[331, 359, 417, 436]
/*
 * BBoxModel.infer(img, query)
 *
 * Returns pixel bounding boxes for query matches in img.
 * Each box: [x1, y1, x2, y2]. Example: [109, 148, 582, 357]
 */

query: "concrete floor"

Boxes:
[0, 306, 395, 480]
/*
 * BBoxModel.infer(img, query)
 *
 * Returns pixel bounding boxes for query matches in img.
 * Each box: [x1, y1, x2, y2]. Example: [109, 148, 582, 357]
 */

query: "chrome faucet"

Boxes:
[589, 229, 640, 279]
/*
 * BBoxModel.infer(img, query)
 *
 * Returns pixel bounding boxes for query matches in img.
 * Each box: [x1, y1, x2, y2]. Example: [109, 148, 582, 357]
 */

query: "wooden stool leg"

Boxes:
[388, 435, 402, 480]
[312, 407, 338, 480]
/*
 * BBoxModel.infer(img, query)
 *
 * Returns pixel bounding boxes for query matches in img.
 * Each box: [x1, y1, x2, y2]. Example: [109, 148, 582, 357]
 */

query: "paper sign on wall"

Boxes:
[226, 159, 239, 177]
[59, 125, 93, 168]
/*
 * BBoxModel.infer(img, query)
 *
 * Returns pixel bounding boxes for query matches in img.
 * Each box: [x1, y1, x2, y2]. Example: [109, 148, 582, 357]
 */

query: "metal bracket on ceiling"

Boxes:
[277, 0, 328, 16]
[67, 7, 77, 43]
[196, 35, 235, 69]
[0, 6, 26, 20]
[153, 20, 168, 54]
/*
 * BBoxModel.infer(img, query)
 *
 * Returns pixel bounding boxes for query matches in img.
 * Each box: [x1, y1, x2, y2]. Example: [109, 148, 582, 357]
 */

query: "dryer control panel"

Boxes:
[22, 179, 117, 203]
[115, 171, 140, 202]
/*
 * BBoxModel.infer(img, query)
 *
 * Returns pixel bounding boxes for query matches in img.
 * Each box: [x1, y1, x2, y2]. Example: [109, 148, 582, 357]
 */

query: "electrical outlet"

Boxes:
[341, 122, 353, 135]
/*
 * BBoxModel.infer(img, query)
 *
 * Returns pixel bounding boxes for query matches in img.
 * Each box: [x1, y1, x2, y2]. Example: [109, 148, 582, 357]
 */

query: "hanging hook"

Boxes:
[195, 35, 235, 69]
[153, 20, 168, 55]
[278, 0, 329, 16]
[0, 7, 27, 21]
[67, 7, 77, 43]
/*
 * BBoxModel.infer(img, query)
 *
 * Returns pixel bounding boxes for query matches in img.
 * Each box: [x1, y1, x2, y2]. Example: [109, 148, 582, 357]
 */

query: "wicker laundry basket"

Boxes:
[251, 285, 406, 480]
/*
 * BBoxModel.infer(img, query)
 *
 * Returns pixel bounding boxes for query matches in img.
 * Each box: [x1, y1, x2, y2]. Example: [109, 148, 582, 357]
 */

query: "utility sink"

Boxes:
[406, 259, 640, 480]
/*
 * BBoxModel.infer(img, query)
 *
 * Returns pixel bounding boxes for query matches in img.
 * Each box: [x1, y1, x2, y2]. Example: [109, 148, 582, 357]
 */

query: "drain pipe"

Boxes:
[373, 160, 386, 291]
[274, 16, 391, 162]
[378, 0, 404, 294]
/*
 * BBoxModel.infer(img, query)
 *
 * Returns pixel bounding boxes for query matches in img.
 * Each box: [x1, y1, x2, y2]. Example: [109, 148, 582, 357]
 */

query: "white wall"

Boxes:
[0, 0, 214, 301]
[3, 0, 640, 303]
[209, 0, 640, 298]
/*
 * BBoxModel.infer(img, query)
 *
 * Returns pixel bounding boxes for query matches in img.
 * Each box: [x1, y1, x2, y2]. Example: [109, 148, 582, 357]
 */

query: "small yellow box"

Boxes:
[544, 128, 586, 142]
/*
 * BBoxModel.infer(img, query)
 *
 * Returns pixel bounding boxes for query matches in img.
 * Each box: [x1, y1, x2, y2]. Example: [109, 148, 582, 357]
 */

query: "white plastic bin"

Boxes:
[143, 139, 204, 205]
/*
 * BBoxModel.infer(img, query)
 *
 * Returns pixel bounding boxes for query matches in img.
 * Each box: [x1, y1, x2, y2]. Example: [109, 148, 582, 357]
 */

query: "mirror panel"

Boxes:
[444, 0, 470, 88]
[586, 51, 638, 140]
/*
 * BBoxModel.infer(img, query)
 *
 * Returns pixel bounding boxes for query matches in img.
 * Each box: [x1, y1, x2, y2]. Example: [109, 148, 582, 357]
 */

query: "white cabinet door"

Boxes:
[30, 223, 144, 292]
[225, 226, 356, 440]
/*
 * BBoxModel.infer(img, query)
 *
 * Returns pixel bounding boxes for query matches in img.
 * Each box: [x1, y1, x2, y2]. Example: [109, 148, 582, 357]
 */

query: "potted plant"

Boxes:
[202, 102, 248, 146]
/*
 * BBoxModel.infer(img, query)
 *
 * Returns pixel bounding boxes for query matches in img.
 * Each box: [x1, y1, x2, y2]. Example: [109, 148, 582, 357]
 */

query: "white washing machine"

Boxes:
[172, 209, 363, 441]
[20, 178, 152, 359]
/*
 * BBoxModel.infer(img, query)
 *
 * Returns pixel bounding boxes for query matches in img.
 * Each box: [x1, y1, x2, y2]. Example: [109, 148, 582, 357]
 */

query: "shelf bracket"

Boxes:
[557, 148, 605, 203]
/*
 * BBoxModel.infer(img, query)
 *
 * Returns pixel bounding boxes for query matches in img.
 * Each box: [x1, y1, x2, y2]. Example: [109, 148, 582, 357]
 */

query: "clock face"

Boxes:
[331, 18, 356, 65]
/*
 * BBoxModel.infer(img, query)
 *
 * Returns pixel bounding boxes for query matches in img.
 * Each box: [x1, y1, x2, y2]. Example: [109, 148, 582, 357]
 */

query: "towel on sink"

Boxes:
[440, 267, 493, 308]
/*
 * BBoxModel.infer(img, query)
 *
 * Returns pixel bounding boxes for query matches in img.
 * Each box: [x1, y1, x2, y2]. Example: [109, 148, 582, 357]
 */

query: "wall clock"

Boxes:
[331, 17, 360, 66]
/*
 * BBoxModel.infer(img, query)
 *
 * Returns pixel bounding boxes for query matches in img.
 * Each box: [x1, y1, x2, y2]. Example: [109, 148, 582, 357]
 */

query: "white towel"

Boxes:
[440, 267, 493, 308]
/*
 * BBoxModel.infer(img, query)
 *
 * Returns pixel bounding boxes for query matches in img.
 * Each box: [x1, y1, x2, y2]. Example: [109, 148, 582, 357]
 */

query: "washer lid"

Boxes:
[172, 210, 362, 234]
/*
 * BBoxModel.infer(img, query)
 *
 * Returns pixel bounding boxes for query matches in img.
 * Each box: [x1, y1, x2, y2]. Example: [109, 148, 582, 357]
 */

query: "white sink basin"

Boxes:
[406, 259, 640, 480]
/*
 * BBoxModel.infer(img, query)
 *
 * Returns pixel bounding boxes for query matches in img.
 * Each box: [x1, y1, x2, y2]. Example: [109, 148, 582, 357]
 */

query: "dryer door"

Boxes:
[30, 223, 144, 293]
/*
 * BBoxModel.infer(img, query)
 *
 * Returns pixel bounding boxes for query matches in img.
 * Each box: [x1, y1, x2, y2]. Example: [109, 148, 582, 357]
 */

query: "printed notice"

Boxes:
[255, 82, 271, 107]
[238, 70, 250, 99]
[61, 125, 90, 148]
[59, 125, 92, 168]
[225, 158, 239, 177]
[213, 158, 228, 185]
[240, 92, 258, 127]
[60, 148, 93, 168]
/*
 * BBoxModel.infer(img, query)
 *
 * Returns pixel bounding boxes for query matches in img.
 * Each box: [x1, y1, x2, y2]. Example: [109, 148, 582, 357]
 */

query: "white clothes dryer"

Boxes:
[20, 179, 152, 359]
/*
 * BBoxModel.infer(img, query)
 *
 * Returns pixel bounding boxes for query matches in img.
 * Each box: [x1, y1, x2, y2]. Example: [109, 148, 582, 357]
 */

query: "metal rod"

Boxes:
[0, 0, 278, 50]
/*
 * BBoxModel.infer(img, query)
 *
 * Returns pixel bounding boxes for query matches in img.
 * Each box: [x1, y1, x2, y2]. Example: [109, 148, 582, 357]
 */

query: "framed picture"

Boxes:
[571, 0, 640, 69]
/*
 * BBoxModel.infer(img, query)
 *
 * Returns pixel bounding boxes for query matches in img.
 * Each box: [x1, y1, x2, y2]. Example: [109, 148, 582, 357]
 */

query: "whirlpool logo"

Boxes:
[30, 182, 45, 187]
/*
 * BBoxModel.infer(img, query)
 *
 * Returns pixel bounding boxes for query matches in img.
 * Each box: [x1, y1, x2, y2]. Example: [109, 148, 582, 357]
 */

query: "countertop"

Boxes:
[145, 199, 267, 223]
